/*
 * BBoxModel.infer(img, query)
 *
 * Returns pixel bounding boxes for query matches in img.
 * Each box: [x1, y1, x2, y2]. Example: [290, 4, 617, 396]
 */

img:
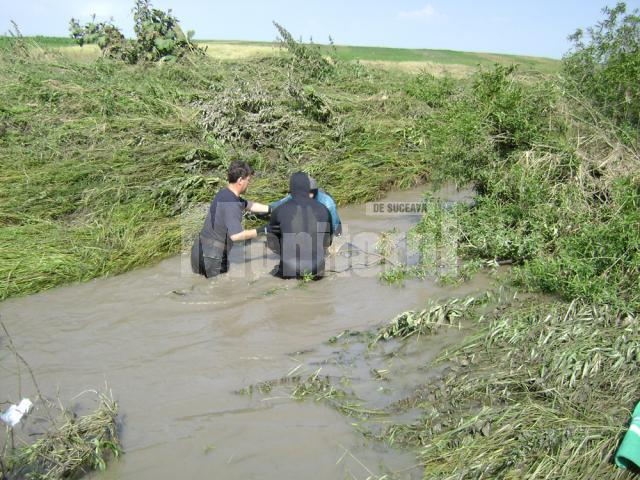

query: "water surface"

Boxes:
[1, 186, 491, 479]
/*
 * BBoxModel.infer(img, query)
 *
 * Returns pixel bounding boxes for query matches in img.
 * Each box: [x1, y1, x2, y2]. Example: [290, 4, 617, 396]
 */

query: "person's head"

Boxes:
[228, 160, 254, 194]
[308, 176, 319, 199]
[289, 172, 311, 199]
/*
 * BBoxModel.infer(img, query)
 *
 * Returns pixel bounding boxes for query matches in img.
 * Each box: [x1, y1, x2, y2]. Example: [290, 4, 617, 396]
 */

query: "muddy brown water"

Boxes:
[1, 186, 491, 479]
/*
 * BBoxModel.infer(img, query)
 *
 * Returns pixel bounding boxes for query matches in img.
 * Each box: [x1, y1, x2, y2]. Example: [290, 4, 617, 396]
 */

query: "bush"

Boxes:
[68, 0, 205, 63]
[472, 65, 561, 155]
[273, 22, 335, 80]
[406, 61, 638, 310]
[563, 2, 640, 134]
[405, 72, 456, 108]
[415, 65, 562, 181]
[69, 16, 125, 50]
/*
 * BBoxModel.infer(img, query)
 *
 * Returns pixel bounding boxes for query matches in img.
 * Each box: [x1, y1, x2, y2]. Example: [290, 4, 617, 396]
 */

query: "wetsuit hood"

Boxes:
[289, 172, 311, 199]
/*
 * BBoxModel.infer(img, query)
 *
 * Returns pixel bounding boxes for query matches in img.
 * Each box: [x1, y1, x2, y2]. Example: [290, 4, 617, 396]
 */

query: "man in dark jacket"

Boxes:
[191, 160, 277, 278]
[268, 172, 333, 279]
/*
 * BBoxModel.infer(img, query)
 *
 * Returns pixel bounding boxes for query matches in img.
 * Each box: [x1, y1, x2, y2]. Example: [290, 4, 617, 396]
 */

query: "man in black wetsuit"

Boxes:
[268, 172, 333, 279]
[191, 160, 277, 278]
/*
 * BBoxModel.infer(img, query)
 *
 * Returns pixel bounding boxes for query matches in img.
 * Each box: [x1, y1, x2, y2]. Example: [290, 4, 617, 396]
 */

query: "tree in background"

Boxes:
[132, 0, 201, 62]
[69, 16, 128, 59]
[563, 2, 640, 136]
[69, 0, 204, 63]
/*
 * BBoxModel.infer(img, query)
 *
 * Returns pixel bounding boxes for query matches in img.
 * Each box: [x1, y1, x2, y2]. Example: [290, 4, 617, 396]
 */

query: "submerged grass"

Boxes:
[381, 299, 639, 479]
[4, 393, 121, 479]
[371, 296, 473, 344]
[238, 371, 386, 420]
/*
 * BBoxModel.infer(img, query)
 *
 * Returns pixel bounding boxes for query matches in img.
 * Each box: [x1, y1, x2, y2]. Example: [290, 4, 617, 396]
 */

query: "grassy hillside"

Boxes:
[0, 41, 432, 299]
[0, 35, 76, 48]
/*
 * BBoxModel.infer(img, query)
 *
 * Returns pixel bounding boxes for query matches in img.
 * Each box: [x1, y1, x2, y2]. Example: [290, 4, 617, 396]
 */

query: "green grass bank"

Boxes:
[0, 38, 438, 299]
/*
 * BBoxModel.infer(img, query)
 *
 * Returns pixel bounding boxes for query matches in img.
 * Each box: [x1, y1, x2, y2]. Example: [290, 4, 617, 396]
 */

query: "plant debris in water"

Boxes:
[371, 295, 480, 345]
[5, 393, 121, 480]
[375, 300, 639, 479]
[238, 370, 386, 420]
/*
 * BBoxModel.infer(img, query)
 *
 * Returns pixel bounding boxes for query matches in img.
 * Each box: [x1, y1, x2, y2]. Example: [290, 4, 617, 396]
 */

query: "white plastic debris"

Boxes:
[1, 398, 33, 427]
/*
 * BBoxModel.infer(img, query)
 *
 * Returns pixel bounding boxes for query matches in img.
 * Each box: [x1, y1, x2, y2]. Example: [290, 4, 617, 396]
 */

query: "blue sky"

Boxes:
[3, 0, 640, 58]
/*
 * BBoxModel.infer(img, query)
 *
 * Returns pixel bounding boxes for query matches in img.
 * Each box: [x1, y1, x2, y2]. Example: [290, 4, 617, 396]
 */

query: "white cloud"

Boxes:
[397, 4, 443, 21]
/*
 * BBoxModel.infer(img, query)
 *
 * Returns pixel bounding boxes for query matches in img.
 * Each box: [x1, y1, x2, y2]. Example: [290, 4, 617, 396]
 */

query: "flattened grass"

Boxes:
[404, 300, 639, 479]
[0, 45, 430, 299]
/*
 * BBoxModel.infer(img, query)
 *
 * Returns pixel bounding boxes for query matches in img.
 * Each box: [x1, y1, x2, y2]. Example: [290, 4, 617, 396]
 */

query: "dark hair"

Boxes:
[227, 160, 254, 183]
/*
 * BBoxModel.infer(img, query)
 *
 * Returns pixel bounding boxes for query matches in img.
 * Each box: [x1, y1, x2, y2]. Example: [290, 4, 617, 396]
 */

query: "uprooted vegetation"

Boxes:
[379, 298, 634, 478]
[385, 300, 639, 479]
[272, 21, 338, 80]
[1, 322, 121, 479]
[3, 394, 121, 479]
[69, 0, 205, 62]
[196, 75, 335, 150]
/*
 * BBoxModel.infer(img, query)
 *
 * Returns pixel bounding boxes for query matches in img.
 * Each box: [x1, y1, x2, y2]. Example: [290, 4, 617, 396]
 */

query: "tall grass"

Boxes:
[398, 65, 639, 310]
[0, 40, 432, 299]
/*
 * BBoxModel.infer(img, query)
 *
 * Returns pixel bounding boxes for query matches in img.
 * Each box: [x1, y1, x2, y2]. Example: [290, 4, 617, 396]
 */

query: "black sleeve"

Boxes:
[322, 206, 332, 248]
[266, 207, 281, 254]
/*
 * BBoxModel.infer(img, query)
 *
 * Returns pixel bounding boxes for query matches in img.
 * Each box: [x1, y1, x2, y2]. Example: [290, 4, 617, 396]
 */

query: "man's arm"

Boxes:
[230, 229, 259, 242]
[229, 223, 280, 242]
[224, 201, 260, 242]
[227, 200, 277, 242]
[245, 201, 270, 214]
[269, 195, 292, 212]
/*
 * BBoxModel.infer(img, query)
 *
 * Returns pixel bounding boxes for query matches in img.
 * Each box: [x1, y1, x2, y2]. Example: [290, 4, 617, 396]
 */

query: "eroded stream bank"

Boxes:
[1, 186, 495, 480]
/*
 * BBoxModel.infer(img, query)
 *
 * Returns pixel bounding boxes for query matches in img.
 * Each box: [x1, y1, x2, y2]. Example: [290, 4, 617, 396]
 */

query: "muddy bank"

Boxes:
[1, 186, 493, 479]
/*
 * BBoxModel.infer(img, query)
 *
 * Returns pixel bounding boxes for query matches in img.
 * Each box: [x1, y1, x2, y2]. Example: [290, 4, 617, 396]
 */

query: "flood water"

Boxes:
[1, 186, 491, 479]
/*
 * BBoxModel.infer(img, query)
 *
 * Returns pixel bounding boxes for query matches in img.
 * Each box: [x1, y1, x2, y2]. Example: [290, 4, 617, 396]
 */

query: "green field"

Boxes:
[0, 36, 560, 74]
[0, 35, 76, 47]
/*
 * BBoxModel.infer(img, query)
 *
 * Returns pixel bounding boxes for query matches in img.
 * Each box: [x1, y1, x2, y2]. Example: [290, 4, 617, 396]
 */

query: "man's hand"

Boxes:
[247, 201, 270, 214]
[256, 224, 280, 236]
